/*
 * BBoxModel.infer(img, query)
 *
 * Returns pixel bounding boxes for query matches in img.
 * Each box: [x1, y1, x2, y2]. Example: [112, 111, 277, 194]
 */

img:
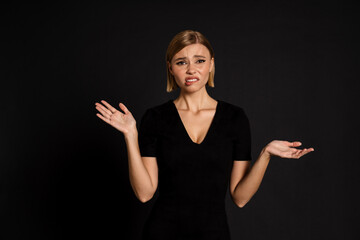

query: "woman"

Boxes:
[95, 30, 314, 240]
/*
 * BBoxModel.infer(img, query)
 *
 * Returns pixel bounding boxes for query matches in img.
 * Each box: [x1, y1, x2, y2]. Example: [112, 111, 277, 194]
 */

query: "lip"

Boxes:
[185, 77, 199, 86]
[185, 76, 199, 81]
[185, 76, 199, 80]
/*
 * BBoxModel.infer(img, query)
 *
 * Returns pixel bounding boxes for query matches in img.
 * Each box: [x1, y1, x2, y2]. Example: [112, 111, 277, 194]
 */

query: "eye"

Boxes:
[196, 59, 206, 63]
[176, 61, 186, 65]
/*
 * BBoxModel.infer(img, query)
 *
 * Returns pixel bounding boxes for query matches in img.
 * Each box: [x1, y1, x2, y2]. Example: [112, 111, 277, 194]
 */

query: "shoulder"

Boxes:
[218, 100, 251, 134]
[218, 99, 248, 120]
[141, 100, 173, 122]
[139, 101, 170, 131]
[143, 100, 172, 115]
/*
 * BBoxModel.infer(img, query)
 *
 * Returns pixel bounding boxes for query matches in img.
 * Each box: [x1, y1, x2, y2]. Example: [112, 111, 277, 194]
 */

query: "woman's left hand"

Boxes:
[264, 140, 314, 159]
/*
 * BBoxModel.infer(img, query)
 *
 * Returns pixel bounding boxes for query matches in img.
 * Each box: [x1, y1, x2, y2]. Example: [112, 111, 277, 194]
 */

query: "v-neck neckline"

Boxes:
[170, 99, 221, 145]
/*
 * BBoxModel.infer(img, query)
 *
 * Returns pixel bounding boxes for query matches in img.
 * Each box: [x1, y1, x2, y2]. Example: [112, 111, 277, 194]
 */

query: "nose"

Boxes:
[186, 62, 196, 74]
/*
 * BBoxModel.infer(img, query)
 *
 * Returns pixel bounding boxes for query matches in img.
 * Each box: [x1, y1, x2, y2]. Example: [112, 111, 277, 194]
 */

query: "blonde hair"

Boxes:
[166, 30, 215, 92]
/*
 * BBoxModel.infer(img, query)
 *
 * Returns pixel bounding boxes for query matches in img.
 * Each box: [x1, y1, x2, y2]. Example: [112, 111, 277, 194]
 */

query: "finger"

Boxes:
[297, 148, 313, 158]
[296, 149, 307, 157]
[291, 148, 298, 153]
[96, 103, 112, 116]
[96, 105, 111, 118]
[96, 113, 111, 124]
[119, 102, 130, 114]
[287, 151, 298, 158]
[283, 141, 301, 147]
[302, 148, 314, 156]
[293, 149, 302, 158]
[101, 100, 117, 113]
[291, 141, 302, 147]
[287, 148, 301, 159]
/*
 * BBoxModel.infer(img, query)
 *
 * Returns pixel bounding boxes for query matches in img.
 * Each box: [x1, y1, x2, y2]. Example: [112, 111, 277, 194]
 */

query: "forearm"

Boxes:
[232, 147, 271, 207]
[124, 130, 155, 202]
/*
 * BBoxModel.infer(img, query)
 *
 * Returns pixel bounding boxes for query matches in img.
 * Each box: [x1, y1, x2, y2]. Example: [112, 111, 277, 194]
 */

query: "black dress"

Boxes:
[138, 99, 252, 240]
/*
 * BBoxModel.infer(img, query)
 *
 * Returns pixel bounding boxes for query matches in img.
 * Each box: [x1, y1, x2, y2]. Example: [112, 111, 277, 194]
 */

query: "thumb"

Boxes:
[291, 141, 302, 147]
[119, 102, 130, 114]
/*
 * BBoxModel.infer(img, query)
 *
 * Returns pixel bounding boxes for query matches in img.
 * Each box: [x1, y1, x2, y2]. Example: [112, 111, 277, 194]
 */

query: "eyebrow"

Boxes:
[174, 57, 187, 61]
[173, 55, 207, 61]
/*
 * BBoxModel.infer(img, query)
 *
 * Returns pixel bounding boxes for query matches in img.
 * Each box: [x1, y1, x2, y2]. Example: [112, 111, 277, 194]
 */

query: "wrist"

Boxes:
[261, 146, 271, 160]
[124, 128, 138, 141]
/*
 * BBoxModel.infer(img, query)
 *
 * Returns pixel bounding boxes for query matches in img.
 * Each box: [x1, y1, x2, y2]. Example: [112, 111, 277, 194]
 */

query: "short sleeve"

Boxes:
[138, 109, 158, 157]
[233, 108, 252, 161]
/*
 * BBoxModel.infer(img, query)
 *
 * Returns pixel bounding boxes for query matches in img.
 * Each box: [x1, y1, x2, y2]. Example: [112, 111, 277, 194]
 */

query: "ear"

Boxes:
[210, 57, 215, 72]
[167, 61, 173, 75]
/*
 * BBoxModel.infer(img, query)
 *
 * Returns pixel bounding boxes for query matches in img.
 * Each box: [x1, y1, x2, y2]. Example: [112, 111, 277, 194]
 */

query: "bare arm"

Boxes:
[229, 148, 270, 208]
[95, 100, 158, 203]
[124, 131, 158, 203]
[230, 140, 314, 208]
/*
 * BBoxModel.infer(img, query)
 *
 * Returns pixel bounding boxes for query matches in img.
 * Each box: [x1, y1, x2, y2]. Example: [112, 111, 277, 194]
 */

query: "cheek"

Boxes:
[172, 66, 185, 76]
[199, 63, 211, 73]
[171, 68, 183, 83]
[202, 61, 211, 69]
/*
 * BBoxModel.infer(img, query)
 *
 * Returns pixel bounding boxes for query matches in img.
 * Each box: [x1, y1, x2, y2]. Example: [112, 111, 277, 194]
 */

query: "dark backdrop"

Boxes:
[1, 1, 359, 240]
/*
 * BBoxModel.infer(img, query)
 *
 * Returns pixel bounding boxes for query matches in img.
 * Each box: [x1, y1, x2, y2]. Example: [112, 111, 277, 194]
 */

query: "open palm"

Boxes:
[265, 140, 314, 159]
[95, 100, 136, 134]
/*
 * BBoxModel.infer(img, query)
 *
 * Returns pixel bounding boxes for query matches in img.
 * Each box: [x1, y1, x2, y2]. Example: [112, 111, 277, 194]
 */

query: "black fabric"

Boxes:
[138, 99, 252, 240]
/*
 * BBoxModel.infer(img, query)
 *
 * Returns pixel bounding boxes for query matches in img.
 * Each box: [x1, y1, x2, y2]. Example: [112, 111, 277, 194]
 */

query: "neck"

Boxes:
[174, 87, 215, 112]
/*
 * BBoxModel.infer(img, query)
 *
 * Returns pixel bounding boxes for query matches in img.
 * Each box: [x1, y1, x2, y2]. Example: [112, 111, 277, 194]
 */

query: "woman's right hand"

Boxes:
[95, 100, 137, 135]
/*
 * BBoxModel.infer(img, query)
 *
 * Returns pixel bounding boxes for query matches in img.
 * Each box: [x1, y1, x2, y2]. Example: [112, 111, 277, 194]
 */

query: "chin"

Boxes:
[180, 85, 206, 93]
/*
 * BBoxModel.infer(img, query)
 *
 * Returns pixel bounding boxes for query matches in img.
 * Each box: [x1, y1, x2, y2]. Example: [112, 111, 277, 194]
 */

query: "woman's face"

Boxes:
[169, 43, 214, 93]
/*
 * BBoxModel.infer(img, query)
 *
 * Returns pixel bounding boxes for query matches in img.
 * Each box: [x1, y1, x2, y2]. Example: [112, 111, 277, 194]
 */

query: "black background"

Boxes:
[1, 1, 359, 239]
